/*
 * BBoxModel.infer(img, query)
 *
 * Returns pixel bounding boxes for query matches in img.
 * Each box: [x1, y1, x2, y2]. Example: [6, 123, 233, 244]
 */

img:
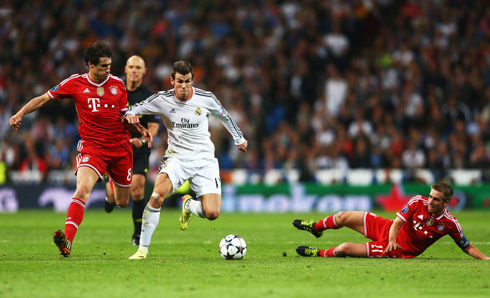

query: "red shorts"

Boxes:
[75, 140, 133, 187]
[363, 212, 415, 259]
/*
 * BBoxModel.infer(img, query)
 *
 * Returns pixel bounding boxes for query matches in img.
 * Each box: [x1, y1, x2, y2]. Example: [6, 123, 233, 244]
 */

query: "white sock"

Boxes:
[139, 204, 161, 253]
[187, 199, 206, 218]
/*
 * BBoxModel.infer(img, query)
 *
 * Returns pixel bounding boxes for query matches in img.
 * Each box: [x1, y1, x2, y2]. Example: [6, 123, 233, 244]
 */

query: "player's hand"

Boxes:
[129, 138, 144, 148]
[385, 241, 401, 252]
[9, 114, 23, 131]
[237, 139, 248, 153]
[139, 127, 153, 148]
[125, 114, 140, 124]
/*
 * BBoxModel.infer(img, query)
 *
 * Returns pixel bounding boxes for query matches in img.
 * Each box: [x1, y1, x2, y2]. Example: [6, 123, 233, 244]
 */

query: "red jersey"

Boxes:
[395, 195, 467, 257]
[47, 73, 129, 148]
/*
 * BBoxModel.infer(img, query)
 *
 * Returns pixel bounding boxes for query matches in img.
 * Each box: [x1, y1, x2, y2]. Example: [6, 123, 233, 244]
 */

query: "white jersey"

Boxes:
[126, 87, 245, 159]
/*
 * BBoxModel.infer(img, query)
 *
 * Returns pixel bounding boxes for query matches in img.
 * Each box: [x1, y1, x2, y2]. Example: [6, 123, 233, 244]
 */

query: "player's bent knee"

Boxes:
[335, 243, 349, 257]
[117, 201, 129, 208]
[205, 210, 220, 220]
[131, 190, 144, 201]
[74, 187, 91, 201]
[335, 211, 345, 224]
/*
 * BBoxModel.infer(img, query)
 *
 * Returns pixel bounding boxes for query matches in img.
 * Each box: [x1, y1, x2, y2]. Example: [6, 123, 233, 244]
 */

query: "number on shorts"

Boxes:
[127, 168, 132, 181]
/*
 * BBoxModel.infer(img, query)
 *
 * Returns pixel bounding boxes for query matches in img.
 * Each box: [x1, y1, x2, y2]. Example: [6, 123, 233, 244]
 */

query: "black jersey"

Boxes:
[126, 83, 159, 155]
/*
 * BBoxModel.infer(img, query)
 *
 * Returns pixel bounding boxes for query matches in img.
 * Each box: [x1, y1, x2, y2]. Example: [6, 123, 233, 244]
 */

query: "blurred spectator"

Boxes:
[350, 136, 372, 168]
[2, 0, 490, 185]
[315, 142, 349, 172]
[323, 64, 347, 117]
[401, 142, 426, 169]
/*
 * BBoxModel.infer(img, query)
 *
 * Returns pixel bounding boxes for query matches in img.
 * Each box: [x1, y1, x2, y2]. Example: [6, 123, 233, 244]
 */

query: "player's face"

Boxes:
[89, 57, 112, 83]
[171, 72, 193, 101]
[125, 56, 146, 85]
[427, 189, 448, 215]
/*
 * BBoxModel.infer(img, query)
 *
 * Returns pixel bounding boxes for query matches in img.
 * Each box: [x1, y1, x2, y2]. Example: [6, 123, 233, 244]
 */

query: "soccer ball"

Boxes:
[219, 234, 247, 260]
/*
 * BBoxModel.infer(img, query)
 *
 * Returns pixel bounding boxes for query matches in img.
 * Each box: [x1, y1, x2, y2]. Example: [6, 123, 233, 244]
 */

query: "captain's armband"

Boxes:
[456, 235, 470, 250]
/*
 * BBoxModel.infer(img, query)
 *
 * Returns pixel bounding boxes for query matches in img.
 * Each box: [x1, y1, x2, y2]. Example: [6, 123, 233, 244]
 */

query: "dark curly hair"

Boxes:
[84, 41, 113, 66]
[171, 61, 194, 80]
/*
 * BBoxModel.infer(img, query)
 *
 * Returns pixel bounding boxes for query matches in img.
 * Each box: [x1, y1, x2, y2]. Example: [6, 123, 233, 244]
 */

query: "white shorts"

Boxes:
[158, 156, 221, 197]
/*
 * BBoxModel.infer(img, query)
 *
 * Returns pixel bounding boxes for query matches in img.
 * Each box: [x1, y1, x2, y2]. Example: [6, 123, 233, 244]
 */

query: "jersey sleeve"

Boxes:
[207, 93, 246, 145]
[449, 219, 470, 249]
[141, 89, 160, 123]
[46, 75, 78, 99]
[396, 195, 421, 222]
[119, 84, 128, 115]
[126, 93, 163, 116]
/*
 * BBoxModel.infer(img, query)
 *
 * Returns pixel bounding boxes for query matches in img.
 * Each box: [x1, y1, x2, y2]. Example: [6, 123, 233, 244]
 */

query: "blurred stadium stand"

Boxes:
[2, 1, 490, 187]
[6, 168, 483, 186]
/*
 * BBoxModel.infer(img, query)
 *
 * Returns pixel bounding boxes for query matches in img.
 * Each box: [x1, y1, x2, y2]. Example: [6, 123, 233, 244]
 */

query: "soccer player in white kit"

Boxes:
[125, 61, 248, 259]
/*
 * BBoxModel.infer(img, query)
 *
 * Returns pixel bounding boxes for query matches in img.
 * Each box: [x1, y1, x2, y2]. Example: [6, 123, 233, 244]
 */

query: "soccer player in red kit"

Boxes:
[9, 41, 152, 257]
[293, 182, 489, 260]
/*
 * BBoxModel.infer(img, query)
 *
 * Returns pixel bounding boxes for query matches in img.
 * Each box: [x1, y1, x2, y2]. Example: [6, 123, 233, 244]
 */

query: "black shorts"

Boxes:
[132, 147, 150, 177]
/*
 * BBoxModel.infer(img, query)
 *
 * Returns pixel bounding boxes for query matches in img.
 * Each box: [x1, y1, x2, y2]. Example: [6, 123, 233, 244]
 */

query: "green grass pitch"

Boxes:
[1, 209, 489, 298]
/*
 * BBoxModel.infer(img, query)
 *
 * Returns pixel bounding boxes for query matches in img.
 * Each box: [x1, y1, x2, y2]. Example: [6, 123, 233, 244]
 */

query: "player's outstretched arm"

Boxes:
[9, 93, 53, 131]
[464, 243, 489, 260]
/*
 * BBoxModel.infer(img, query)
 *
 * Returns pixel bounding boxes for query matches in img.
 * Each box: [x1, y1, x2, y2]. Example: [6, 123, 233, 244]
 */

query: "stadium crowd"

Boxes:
[1, 0, 490, 185]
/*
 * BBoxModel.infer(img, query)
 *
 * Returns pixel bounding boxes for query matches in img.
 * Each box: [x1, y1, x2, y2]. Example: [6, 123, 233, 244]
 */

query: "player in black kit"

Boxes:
[104, 55, 159, 245]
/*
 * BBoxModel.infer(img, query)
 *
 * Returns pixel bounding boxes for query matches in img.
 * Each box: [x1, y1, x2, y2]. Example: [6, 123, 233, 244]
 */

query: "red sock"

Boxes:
[64, 198, 85, 243]
[313, 215, 340, 231]
[319, 247, 337, 257]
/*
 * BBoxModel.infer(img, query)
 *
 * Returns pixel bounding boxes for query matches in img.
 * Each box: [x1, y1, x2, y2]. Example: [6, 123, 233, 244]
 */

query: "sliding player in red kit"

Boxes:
[293, 182, 489, 260]
[9, 41, 152, 257]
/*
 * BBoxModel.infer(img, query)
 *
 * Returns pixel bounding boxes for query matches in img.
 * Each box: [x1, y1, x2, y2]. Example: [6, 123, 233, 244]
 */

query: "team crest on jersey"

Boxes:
[82, 156, 90, 162]
[437, 223, 445, 231]
[51, 85, 59, 92]
[195, 107, 202, 116]
[109, 85, 118, 95]
[97, 87, 104, 96]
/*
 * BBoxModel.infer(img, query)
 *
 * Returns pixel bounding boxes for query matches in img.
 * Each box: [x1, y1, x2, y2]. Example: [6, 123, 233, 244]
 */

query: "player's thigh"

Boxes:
[189, 158, 221, 198]
[158, 157, 188, 194]
[107, 142, 133, 188]
[364, 212, 393, 241]
[131, 174, 146, 201]
[338, 211, 366, 234]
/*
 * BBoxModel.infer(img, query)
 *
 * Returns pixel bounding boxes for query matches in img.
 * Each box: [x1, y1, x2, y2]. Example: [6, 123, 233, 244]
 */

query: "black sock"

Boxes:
[132, 199, 146, 237]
